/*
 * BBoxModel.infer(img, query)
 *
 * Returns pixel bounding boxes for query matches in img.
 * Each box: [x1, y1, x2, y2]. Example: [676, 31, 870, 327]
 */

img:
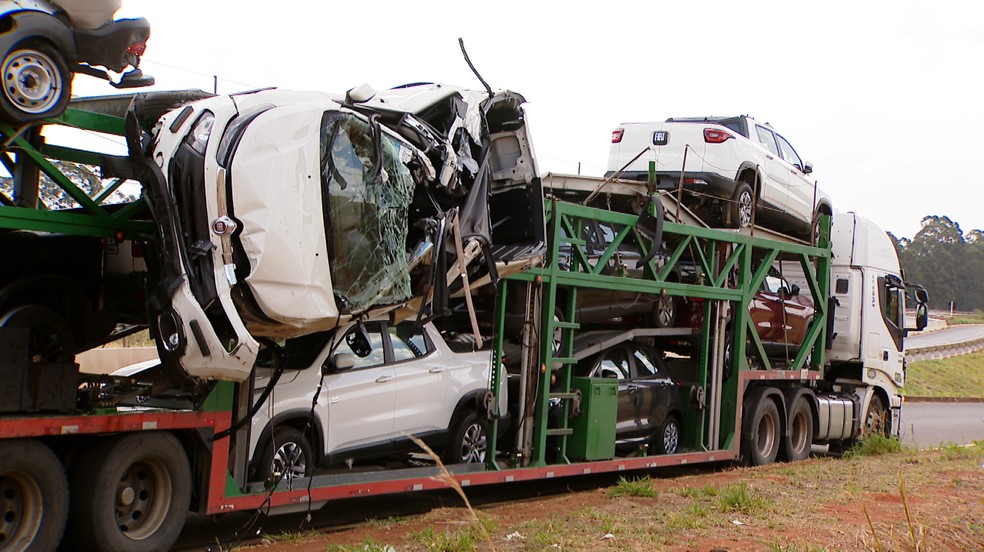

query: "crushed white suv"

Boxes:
[607, 116, 832, 240]
[125, 84, 545, 383]
[248, 319, 507, 481]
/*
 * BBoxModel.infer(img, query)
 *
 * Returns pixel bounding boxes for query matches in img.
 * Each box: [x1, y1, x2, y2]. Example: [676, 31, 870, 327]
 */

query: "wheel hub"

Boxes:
[2, 50, 62, 114]
[117, 486, 135, 507]
[114, 460, 171, 540]
[461, 423, 487, 463]
[0, 473, 43, 547]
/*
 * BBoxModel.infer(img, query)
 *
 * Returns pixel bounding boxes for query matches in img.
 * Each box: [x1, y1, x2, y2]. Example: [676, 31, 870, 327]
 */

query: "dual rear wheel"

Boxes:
[742, 391, 814, 466]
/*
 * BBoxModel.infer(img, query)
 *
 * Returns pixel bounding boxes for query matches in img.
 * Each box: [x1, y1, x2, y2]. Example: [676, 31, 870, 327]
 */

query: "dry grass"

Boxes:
[255, 443, 984, 551]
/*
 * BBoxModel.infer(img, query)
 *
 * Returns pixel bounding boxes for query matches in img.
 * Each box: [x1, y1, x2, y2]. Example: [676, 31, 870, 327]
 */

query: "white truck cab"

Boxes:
[827, 211, 928, 435]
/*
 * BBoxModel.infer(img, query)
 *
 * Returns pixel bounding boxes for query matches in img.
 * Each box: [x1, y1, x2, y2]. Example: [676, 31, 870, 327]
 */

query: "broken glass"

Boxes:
[322, 112, 414, 312]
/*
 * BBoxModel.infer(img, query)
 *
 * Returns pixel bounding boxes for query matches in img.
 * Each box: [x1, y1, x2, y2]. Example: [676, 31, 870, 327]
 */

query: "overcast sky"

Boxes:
[68, 0, 983, 239]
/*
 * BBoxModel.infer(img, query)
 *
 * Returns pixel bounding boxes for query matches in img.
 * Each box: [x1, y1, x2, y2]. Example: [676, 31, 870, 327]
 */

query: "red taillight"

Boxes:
[703, 128, 733, 143]
[611, 128, 624, 143]
[131, 242, 144, 258]
[127, 42, 147, 56]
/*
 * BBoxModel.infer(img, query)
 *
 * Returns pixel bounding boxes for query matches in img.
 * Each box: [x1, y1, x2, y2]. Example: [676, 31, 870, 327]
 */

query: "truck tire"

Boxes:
[254, 426, 315, 483]
[0, 40, 71, 124]
[780, 397, 813, 462]
[741, 395, 780, 466]
[724, 182, 754, 229]
[443, 411, 488, 464]
[67, 433, 191, 552]
[863, 394, 889, 437]
[0, 439, 69, 552]
[652, 414, 681, 455]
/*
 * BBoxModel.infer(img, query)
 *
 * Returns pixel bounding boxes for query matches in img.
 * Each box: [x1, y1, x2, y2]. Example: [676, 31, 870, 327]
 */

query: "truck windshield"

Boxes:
[321, 112, 414, 313]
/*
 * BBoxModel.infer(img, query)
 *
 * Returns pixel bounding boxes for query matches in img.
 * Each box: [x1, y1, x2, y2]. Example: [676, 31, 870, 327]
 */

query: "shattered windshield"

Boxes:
[321, 112, 414, 312]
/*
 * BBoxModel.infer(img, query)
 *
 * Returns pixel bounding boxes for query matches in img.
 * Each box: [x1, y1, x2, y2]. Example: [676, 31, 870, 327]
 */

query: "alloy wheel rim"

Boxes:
[461, 423, 487, 463]
[663, 422, 679, 453]
[271, 442, 307, 480]
[738, 190, 753, 227]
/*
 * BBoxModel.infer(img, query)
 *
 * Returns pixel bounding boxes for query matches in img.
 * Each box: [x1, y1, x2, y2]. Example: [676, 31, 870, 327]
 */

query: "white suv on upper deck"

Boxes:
[607, 116, 832, 240]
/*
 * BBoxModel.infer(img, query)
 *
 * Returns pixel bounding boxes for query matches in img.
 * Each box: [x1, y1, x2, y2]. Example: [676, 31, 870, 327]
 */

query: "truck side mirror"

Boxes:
[802, 161, 814, 174]
[915, 303, 928, 332]
[914, 288, 928, 304]
[323, 353, 357, 374]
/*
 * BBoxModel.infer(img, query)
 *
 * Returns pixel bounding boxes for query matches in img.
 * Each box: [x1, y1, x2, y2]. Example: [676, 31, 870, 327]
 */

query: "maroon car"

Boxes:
[673, 268, 815, 360]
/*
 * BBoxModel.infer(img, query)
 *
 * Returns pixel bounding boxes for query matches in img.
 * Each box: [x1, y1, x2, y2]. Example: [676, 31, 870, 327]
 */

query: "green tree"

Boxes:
[900, 216, 983, 311]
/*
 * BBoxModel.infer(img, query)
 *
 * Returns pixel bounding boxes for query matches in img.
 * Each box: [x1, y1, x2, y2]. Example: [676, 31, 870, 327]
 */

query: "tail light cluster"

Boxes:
[703, 128, 734, 143]
[611, 128, 624, 143]
[127, 42, 147, 56]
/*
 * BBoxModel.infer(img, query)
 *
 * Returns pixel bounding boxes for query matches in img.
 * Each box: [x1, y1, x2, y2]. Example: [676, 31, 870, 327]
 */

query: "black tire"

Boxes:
[253, 426, 315, 482]
[780, 397, 814, 462]
[131, 90, 214, 126]
[0, 40, 71, 124]
[0, 304, 76, 364]
[741, 395, 781, 466]
[652, 415, 681, 455]
[67, 433, 191, 552]
[443, 411, 488, 464]
[0, 439, 69, 552]
[651, 293, 677, 328]
[724, 181, 754, 229]
[862, 394, 889, 437]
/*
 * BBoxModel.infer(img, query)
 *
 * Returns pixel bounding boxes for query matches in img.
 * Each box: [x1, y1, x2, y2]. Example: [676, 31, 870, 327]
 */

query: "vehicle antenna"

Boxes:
[458, 38, 493, 100]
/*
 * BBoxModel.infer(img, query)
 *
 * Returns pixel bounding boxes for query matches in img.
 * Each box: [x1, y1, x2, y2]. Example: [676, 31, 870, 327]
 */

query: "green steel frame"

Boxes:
[491, 197, 831, 467]
[0, 108, 152, 239]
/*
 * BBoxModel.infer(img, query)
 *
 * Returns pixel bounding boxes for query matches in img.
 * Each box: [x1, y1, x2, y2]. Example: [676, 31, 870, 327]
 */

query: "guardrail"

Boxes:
[907, 335, 984, 362]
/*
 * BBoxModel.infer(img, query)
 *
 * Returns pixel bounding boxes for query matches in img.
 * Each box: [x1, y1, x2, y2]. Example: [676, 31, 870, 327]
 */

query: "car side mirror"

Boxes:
[802, 161, 814, 174]
[324, 353, 357, 374]
[790, 283, 800, 296]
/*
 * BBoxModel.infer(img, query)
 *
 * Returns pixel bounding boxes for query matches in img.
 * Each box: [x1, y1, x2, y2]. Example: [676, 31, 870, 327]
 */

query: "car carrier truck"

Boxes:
[0, 97, 927, 551]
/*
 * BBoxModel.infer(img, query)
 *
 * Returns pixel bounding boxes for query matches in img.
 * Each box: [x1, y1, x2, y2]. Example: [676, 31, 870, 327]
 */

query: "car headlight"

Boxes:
[186, 111, 215, 155]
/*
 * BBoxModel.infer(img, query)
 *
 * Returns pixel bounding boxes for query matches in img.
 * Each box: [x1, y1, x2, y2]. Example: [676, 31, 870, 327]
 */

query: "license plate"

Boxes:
[652, 131, 669, 146]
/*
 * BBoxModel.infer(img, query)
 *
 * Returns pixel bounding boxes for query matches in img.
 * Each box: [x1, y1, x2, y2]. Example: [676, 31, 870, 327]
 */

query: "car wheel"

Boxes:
[443, 411, 488, 464]
[725, 182, 754, 229]
[652, 415, 681, 455]
[254, 426, 315, 483]
[551, 308, 567, 356]
[651, 293, 677, 328]
[0, 40, 72, 124]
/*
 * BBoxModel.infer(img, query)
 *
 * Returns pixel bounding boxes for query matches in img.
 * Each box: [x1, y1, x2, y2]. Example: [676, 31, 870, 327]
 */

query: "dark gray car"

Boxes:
[574, 342, 684, 454]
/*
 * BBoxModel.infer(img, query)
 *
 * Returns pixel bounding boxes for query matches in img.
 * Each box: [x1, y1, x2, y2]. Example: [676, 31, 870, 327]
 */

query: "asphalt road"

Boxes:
[900, 401, 984, 448]
[906, 324, 984, 349]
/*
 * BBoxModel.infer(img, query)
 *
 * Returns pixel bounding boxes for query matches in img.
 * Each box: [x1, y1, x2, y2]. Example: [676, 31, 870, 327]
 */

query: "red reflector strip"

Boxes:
[128, 42, 147, 56]
[703, 128, 733, 143]
[611, 129, 624, 143]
